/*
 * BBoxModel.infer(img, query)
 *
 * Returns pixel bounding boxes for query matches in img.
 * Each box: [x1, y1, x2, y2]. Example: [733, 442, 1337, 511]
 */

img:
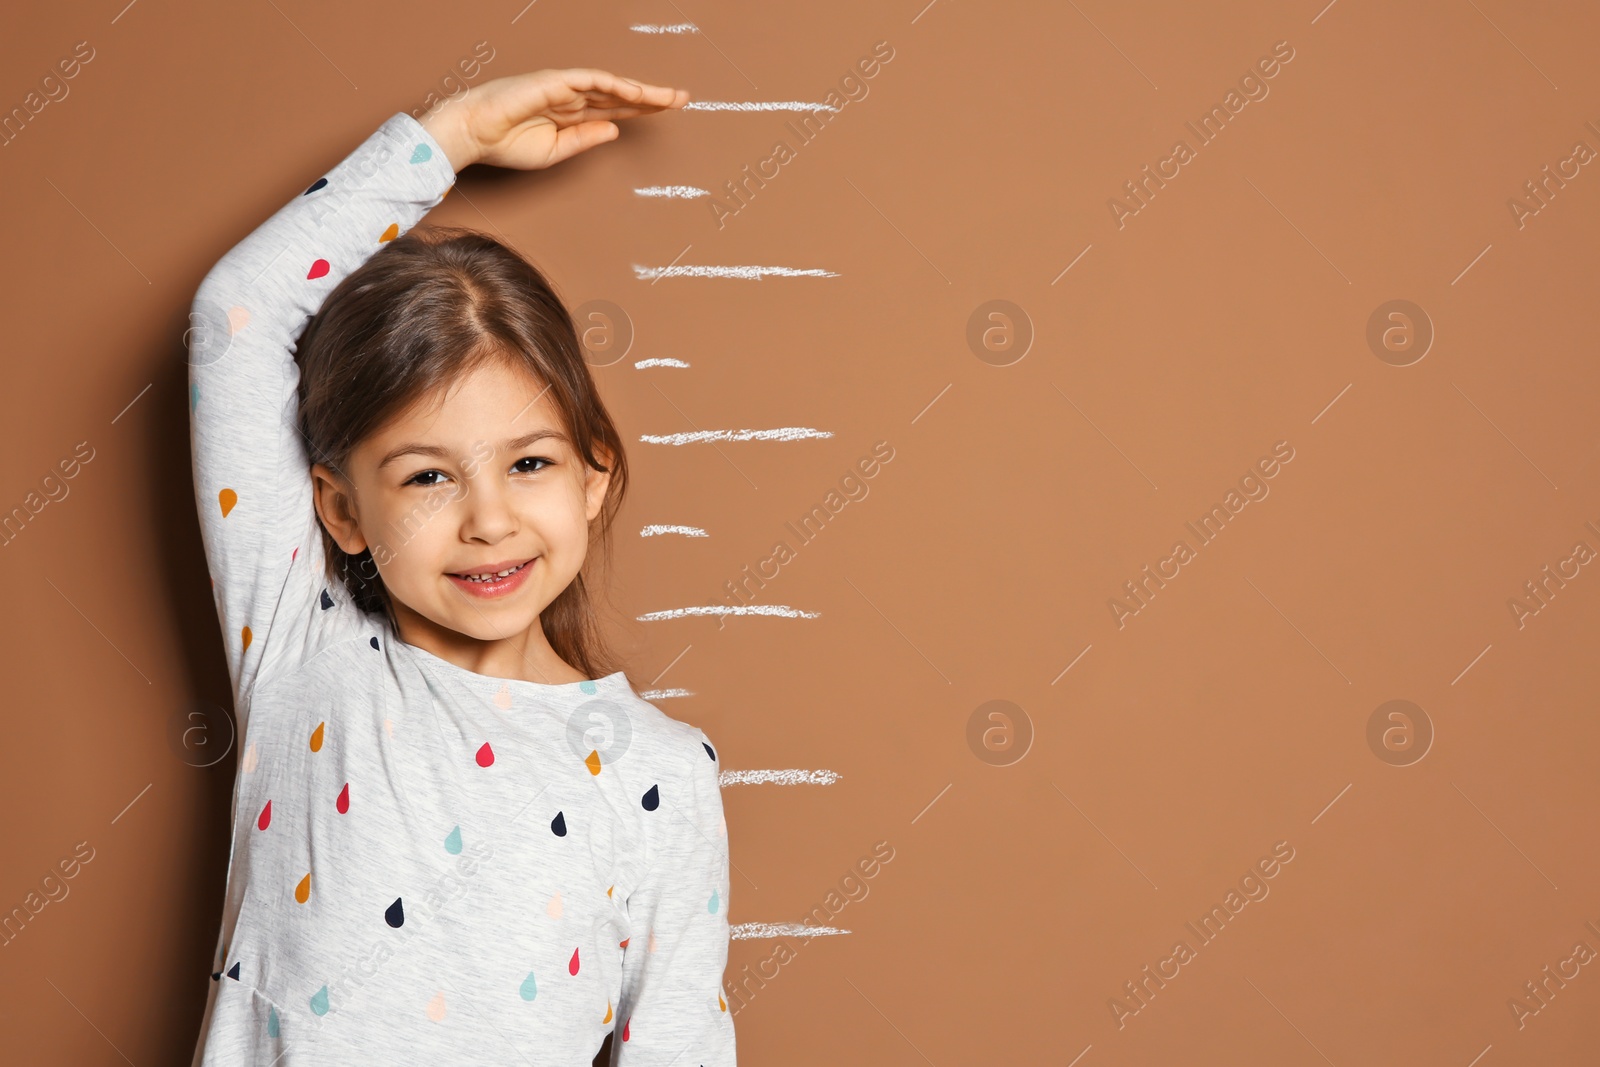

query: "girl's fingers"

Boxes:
[544, 121, 621, 166]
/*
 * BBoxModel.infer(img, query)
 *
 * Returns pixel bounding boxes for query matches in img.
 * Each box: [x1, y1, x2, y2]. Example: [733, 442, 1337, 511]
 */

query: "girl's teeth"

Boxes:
[462, 563, 524, 582]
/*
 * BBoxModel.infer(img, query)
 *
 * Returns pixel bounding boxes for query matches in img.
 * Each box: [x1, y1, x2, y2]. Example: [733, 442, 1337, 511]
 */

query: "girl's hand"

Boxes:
[419, 68, 688, 172]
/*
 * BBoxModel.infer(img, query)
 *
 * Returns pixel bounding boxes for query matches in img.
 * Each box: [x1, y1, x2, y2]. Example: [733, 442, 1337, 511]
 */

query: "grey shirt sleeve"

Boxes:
[615, 729, 737, 1066]
[186, 112, 458, 726]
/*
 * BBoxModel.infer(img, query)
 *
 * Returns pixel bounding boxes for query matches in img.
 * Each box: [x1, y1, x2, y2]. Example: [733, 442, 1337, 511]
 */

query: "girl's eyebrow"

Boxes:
[377, 429, 570, 470]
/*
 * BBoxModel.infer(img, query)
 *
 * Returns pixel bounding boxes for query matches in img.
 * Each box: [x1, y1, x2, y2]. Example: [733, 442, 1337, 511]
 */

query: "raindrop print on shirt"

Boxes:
[310, 722, 325, 752]
[519, 972, 538, 1001]
[385, 898, 405, 928]
[641, 784, 659, 811]
[335, 783, 349, 814]
[218, 488, 237, 517]
[444, 825, 462, 854]
[476, 742, 494, 767]
[550, 811, 566, 836]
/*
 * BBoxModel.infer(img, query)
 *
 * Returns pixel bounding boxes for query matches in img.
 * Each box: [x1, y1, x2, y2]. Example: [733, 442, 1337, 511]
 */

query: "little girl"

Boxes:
[185, 69, 734, 1065]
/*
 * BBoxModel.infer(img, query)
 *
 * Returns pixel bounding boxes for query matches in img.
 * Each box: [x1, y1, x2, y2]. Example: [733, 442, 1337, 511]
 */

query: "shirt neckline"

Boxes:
[391, 632, 627, 699]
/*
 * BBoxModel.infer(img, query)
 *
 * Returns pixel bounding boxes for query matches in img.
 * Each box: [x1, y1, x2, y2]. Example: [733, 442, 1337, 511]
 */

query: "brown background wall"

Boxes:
[3, 0, 1599, 1063]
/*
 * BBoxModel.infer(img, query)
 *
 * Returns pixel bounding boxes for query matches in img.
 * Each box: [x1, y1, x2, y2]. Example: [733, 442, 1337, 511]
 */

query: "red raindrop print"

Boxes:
[307, 258, 330, 280]
[476, 742, 495, 768]
[257, 800, 271, 831]
[568, 947, 580, 976]
[336, 783, 349, 814]
[621, 1017, 629, 1041]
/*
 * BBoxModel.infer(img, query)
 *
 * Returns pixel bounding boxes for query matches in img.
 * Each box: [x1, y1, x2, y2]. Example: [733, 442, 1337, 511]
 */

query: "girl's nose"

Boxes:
[458, 477, 517, 544]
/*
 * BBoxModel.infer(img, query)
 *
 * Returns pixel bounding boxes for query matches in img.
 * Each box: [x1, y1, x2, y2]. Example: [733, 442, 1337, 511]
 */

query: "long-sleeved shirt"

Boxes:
[186, 110, 735, 1066]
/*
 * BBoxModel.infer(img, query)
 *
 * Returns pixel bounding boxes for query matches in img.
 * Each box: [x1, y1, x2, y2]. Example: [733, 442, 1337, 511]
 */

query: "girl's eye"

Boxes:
[514, 456, 552, 474]
[405, 470, 450, 487]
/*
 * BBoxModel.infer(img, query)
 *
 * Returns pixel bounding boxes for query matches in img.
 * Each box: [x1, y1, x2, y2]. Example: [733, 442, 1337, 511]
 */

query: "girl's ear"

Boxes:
[583, 443, 614, 522]
[311, 463, 369, 555]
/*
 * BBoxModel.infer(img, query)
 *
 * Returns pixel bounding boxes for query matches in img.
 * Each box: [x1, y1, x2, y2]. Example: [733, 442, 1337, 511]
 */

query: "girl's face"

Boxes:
[312, 357, 612, 648]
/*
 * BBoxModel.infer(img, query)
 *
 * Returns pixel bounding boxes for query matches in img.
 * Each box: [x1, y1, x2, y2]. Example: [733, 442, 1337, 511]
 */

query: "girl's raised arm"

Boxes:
[186, 70, 685, 726]
[187, 112, 459, 720]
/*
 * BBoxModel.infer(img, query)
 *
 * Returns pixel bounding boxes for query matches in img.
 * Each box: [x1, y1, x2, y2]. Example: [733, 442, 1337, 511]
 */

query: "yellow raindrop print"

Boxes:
[240, 626, 252, 652]
[294, 872, 311, 903]
[310, 721, 325, 752]
[219, 488, 237, 517]
[585, 749, 602, 775]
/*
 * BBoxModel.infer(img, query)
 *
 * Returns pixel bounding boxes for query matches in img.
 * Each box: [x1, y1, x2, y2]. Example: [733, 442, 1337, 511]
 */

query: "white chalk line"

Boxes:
[632, 264, 840, 281]
[639, 687, 694, 700]
[641, 524, 709, 538]
[631, 22, 700, 34]
[684, 101, 839, 112]
[640, 427, 834, 445]
[636, 185, 709, 198]
[635, 357, 690, 369]
[732, 922, 849, 939]
[721, 769, 842, 786]
[637, 605, 821, 621]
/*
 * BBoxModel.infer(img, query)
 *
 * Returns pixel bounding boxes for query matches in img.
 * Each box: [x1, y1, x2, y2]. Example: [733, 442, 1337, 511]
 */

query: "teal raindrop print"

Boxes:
[410, 143, 432, 164]
[708, 890, 719, 914]
[444, 825, 463, 854]
[519, 971, 538, 1001]
[267, 1006, 279, 1037]
[190, 383, 199, 412]
[310, 984, 329, 1016]
[579, 679, 597, 695]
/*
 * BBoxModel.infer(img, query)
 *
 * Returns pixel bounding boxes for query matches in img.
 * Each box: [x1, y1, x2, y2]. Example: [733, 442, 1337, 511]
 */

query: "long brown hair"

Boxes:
[294, 225, 629, 680]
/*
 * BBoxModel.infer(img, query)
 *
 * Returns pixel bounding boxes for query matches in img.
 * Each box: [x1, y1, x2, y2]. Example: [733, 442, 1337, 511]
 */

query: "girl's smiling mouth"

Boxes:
[447, 558, 536, 598]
